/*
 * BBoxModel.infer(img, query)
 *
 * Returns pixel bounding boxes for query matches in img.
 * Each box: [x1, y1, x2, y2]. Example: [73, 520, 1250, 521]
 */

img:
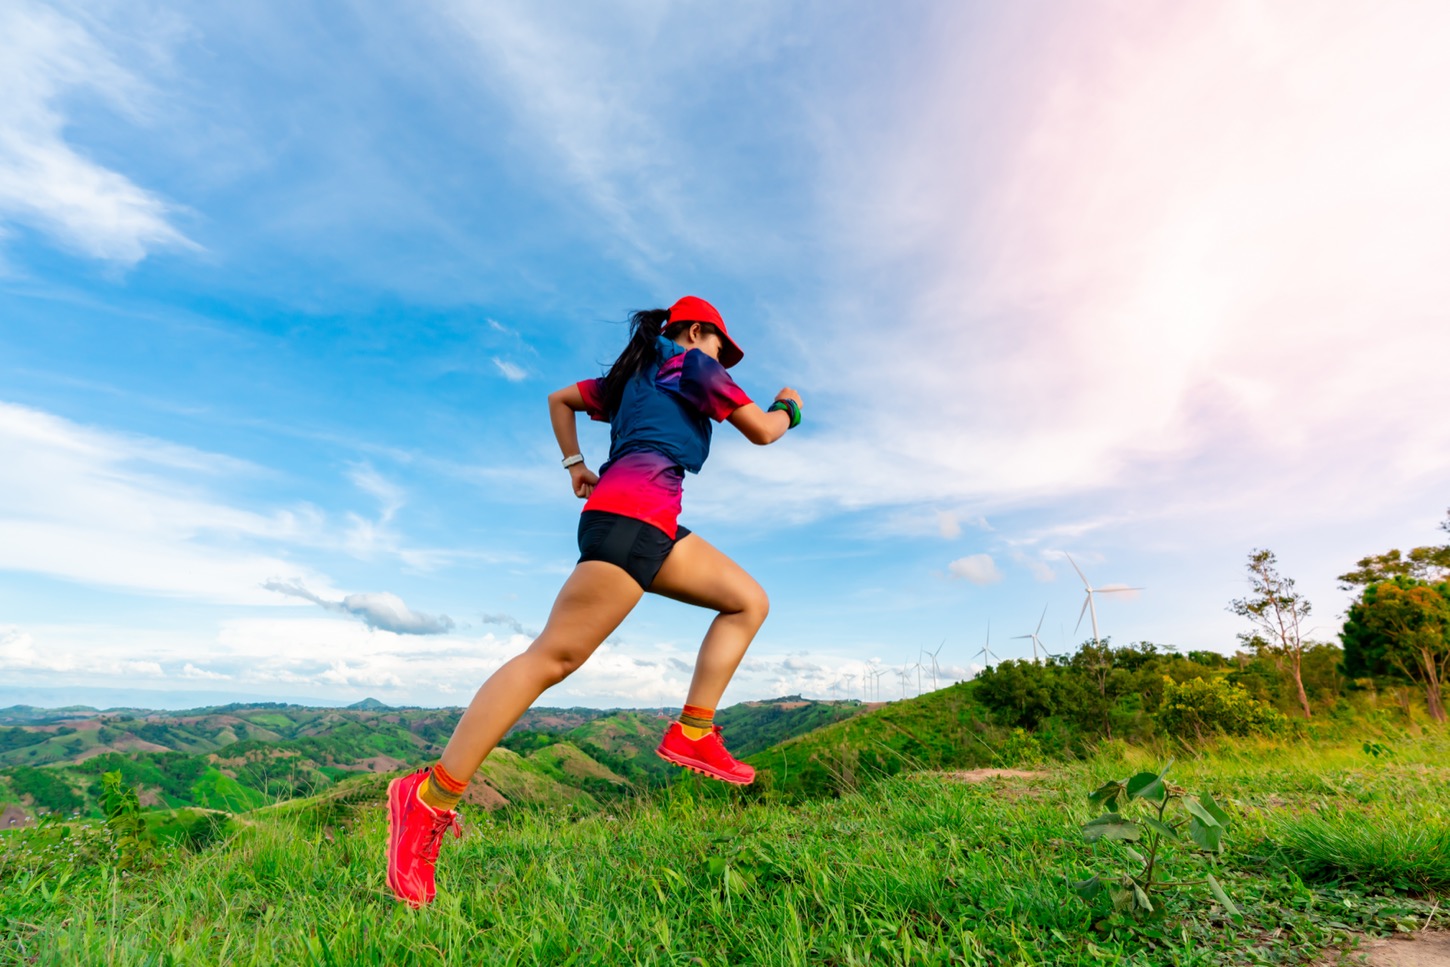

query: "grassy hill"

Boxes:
[3, 730, 1445, 965]
[746, 681, 999, 800]
[714, 695, 868, 758]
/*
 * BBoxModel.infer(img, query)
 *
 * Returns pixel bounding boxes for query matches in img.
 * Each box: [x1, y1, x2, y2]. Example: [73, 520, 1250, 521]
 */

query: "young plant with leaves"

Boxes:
[1073, 762, 1239, 922]
[100, 770, 156, 872]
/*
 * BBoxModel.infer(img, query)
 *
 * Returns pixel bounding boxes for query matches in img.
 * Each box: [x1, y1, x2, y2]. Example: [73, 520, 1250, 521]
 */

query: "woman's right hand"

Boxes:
[570, 463, 599, 499]
[774, 387, 802, 409]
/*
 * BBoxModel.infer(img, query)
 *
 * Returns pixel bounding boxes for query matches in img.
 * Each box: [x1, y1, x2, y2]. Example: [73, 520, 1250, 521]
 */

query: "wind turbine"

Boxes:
[1012, 605, 1049, 662]
[972, 621, 996, 670]
[925, 640, 945, 690]
[842, 672, 857, 701]
[1065, 553, 1144, 646]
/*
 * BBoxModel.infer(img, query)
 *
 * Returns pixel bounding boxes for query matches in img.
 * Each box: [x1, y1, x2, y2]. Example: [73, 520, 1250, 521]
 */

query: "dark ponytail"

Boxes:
[597, 309, 725, 417]
[598, 308, 668, 417]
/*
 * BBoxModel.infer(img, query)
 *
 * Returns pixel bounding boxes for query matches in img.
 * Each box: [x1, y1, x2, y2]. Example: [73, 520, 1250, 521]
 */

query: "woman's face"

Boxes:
[685, 324, 723, 361]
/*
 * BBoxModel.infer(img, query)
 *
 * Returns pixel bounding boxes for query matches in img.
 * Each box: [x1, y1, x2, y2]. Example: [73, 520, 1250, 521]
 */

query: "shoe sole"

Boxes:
[655, 746, 754, 785]
[386, 776, 427, 908]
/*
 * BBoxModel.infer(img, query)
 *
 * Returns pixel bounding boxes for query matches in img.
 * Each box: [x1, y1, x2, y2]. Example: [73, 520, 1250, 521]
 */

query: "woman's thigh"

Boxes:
[649, 534, 767, 616]
[527, 561, 643, 665]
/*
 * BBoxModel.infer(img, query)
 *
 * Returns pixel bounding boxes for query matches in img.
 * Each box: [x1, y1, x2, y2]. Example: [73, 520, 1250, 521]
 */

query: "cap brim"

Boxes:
[719, 337, 744, 369]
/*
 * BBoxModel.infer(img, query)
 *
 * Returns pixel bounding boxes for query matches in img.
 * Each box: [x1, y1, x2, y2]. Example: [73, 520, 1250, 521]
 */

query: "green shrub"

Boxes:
[997, 727, 1046, 767]
[1153, 677, 1284, 740]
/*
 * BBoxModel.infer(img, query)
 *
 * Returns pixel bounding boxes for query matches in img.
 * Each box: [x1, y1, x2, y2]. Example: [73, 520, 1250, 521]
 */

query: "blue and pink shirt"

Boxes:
[577, 336, 752, 538]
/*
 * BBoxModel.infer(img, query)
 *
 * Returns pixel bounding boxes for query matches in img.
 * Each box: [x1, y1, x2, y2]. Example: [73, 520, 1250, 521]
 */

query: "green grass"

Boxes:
[3, 730, 1446, 965]
[1266, 811, 1450, 892]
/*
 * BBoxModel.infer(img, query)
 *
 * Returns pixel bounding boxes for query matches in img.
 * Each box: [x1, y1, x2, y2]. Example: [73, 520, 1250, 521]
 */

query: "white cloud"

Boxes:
[688, 0, 1450, 577]
[181, 663, 229, 681]
[936, 511, 962, 539]
[3, 625, 161, 678]
[0, 401, 470, 603]
[493, 358, 528, 382]
[0, 2, 196, 264]
[262, 579, 455, 636]
[423, 2, 790, 278]
[947, 554, 1002, 585]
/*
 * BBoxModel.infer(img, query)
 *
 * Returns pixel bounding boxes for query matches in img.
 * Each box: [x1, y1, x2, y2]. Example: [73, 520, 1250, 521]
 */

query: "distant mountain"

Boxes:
[0, 694, 912, 823]
[0, 701, 642, 821]
[0, 705, 104, 726]
[345, 698, 391, 711]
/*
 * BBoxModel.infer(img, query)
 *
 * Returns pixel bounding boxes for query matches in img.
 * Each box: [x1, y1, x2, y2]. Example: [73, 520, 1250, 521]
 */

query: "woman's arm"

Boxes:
[727, 387, 802, 446]
[548, 384, 600, 498]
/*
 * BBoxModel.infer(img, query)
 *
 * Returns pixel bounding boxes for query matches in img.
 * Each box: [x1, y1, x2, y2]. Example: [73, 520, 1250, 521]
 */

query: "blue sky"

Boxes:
[3, 1, 1449, 709]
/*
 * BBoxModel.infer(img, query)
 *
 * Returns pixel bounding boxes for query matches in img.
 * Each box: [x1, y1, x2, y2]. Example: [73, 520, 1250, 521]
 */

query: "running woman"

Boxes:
[386, 296, 803, 907]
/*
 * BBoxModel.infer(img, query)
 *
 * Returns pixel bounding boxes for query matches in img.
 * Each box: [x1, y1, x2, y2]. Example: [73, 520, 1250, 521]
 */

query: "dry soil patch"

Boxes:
[1324, 933, 1450, 967]
[939, 768, 1048, 782]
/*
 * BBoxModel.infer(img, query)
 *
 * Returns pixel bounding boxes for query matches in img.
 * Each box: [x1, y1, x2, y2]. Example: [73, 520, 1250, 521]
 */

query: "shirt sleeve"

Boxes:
[677, 350, 752, 422]
[576, 378, 609, 422]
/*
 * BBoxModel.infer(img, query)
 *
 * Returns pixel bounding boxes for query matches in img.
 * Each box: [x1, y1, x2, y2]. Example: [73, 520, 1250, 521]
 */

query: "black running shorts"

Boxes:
[576, 511, 691, 590]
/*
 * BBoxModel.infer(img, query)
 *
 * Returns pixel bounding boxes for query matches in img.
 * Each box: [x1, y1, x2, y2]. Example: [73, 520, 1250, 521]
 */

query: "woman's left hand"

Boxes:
[570, 464, 599, 499]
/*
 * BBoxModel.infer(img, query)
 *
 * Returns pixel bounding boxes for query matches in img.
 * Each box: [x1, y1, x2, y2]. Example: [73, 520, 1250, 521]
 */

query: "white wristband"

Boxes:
[561, 453, 585, 469]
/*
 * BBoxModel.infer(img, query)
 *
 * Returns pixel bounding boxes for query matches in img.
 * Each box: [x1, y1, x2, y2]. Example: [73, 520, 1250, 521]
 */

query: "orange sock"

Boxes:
[678, 703, 714, 741]
[417, 761, 467, 812]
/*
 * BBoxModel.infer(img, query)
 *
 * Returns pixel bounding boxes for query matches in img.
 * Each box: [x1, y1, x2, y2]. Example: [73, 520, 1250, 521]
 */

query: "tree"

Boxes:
[971, 660, 1058, 730]
[1228, 549, 1314, 718]
[1341, 578, 1450, 722]
[1338, 509, 1450, 589]
[1069, 640, 1131, 738]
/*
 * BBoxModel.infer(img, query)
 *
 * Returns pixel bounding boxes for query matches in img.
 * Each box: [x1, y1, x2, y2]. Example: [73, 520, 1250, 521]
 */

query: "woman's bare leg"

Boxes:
[438, 561, 642, 779]
[648, 534, 769, 710]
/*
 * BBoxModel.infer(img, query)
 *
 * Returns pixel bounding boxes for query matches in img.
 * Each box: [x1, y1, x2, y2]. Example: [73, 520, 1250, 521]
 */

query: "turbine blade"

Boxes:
[1065, 553, 1090, 589]
[1035, 604, 1048, 635]
[1075, 594, 1090, 634]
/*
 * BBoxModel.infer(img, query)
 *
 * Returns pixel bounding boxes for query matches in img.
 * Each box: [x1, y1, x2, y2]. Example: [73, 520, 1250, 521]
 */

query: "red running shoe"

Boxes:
[655, 723, 755, 785]
[386, 768, 461, 907]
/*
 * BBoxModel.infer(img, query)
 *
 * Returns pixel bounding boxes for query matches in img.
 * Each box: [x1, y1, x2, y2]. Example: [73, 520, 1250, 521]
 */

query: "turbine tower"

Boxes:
[1012, 605, 1049, 662]
[972, 621, 996, 671]
[1066, 553, 1144, 646]
[925, 640, 945, 690]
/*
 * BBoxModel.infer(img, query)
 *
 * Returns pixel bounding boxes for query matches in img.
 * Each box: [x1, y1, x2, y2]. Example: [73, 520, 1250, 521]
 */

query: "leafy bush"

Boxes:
[1153, 677, 1284, 740]
[997, 728, 1046, 767]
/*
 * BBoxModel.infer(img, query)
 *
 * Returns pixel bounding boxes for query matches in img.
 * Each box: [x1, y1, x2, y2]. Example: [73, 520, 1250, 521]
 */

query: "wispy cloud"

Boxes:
[0, 2, 196, 264]
[698, 1, 1450, 551]
[262, 579, 455, 635]
[0, 401, 471, 602]
[492, 358, 527, 382]
[479, 613, 538, 639]
[0, 401, 335, 603]
[947, 554, 1002, 586]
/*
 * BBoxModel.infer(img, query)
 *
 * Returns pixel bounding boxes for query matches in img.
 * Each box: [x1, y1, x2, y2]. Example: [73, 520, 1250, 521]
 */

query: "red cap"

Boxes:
[666, 295, 744, 369]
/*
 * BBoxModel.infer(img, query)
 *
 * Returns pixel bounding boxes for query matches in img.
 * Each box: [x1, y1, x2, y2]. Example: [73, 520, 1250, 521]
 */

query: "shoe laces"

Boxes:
[422, 810, 461, 860]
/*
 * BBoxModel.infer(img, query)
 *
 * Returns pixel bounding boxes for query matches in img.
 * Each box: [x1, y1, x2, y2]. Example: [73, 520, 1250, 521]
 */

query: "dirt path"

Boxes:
[939, 768, 1048, 781]
[1326, 932, 1450, 966]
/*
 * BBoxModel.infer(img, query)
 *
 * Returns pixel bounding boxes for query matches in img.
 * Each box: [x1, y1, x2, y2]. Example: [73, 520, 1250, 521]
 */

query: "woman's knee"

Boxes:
[526, 641, 587, 686]
[733, 582, 770, 625]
